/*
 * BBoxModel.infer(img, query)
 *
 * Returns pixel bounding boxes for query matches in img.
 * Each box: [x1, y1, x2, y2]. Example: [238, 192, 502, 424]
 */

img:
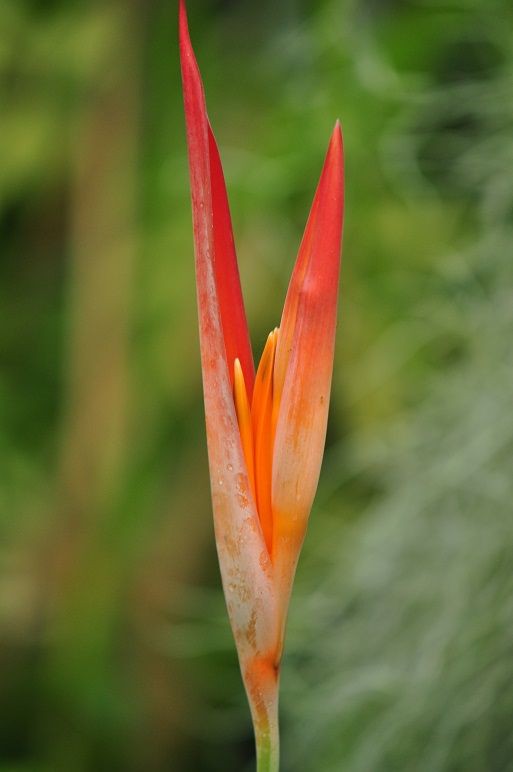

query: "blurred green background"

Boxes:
[1, 0, 513, 769]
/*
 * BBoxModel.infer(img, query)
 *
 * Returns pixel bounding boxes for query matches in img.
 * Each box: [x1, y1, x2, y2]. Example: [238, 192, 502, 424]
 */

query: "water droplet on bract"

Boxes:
[227, 464, 233, 472]
[228, 583, 236, 593]
[218, 478, 223, 486]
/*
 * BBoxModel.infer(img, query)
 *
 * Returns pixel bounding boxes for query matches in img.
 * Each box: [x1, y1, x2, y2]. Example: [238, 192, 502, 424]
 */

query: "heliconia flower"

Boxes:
[179, 2, 344, 769]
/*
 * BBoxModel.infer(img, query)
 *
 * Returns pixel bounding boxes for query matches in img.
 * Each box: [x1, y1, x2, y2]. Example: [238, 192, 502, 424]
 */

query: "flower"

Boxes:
[179, 2, 344, 768]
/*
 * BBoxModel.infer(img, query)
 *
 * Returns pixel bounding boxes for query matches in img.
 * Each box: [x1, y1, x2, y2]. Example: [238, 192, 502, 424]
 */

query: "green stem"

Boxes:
[255, 700, 279, 772]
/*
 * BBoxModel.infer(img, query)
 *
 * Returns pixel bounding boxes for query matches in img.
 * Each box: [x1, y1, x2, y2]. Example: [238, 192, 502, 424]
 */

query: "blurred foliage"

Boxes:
[1, 0, 512, 770]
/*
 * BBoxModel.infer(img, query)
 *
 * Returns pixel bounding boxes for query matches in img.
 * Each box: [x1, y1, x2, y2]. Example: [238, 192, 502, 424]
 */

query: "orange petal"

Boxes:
[252, 330, 278, 555]
[234, 357, 256, 504]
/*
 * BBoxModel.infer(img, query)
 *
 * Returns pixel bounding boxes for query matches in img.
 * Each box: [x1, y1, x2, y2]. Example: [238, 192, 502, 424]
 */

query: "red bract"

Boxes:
[179, 2, 344, 768]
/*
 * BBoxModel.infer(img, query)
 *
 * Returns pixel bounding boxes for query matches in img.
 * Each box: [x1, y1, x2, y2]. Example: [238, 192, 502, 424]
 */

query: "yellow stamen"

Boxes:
[234, 358, 256, 503]
[251, 329, 278, 555]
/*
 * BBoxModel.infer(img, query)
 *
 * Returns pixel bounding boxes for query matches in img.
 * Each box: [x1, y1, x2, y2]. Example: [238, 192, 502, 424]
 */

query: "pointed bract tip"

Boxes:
[178, 0, 190, 51]
[327, 120, 344, 180]
[330, 120, 343, 151]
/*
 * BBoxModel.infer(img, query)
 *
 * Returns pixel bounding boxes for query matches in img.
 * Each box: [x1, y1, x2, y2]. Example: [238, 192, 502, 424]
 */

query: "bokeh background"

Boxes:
[1, 0, 513, 769]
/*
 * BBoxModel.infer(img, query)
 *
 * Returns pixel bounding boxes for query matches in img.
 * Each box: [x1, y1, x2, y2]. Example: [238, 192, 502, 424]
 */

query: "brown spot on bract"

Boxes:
[236, 472, 248, 492]
[259, 549, 271, 577]
[237, 491, 249, 508]
[224, 533, 238, 557]
[245, 609, 257, 649]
